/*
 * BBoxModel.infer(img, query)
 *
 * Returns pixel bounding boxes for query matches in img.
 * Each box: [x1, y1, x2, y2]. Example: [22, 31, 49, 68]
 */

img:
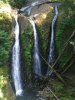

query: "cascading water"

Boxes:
[29, 17, 42, 78]
[19, 1, 39, 16]
[47, 4, 59, 76]
[12, 12, 23, 96]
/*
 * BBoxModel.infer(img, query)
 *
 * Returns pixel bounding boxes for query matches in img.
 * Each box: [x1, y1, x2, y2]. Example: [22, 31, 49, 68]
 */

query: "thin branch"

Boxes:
[51, 31, 75, 70]
[47, 87, 60, 100]
[40, 31, 75, 84]
[61, 53, 73, 69]
[41, 55, 66, 85]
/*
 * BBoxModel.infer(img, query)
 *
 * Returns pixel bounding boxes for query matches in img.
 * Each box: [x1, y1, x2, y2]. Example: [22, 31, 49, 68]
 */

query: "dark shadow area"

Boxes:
[16, 89, 38, 100]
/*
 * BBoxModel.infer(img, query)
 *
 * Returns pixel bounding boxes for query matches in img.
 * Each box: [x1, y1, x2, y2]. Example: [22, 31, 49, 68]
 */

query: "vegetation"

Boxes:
[0, 12, 14, 99]
[0, 0, 28, 8]
[0, 0, 75, 100]
[21, 21, 33, 83]
[0, 13, 12, 66]
[56, 0, 75, 68]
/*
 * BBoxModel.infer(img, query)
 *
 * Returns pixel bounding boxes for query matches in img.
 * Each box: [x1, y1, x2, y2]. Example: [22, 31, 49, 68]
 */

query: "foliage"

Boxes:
[0, 67, 8, 100]
[51, 80, 75, 100]
[0, 31, 11, 66]
[37, 10, 54, 58]
[0, 4, 13, 99]
[38, 79, 75, 100]
[0, 0, 28, 8]
[0, 0, 75, 99]
[0, 13, 12, 32]
[0, 13, 12, 66]
[56, 1, 75, 68]
[21, 23, 33, 83]
[0, 67, 15, 100]
[9, 0, 28, 8]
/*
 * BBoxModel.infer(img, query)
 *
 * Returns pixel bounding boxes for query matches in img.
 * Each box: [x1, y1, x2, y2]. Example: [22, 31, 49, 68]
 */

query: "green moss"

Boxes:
[55, 4, 75, 68]
[37, 10, 54, 57]
[21, 23, 33, 83]
[0, 67, 15, 100]
[8, 0, 28, 8]
[0, 13, 12, 66]
[0, 13, 12, 32]
[0, 0, 28, 8]
[0, 12, 13, 99]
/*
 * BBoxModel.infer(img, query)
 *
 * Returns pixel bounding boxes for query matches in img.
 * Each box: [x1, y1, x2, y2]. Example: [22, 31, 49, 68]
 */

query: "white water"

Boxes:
[47, 5, 58, 76]
[20, 1, 39, 15]
[29, 17, 42, 76]
[20, 1, 39, 11]
[12, 13, 23, 96]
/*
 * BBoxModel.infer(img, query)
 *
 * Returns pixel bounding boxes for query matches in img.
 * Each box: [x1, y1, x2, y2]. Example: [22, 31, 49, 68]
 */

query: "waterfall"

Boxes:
[12, 13, 23, 96]
[19, 1, 39, 16]
[47, 4, 59, 76]
[29, 17, 42, 78]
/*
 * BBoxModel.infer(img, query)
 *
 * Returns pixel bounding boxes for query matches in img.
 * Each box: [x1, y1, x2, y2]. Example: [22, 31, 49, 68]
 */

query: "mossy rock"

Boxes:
[0, 67, 15, 100]
[0, 13, 12, 66]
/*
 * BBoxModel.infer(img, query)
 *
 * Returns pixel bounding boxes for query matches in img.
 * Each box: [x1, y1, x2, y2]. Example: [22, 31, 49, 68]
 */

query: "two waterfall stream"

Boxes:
[11, 13, 39, 100]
